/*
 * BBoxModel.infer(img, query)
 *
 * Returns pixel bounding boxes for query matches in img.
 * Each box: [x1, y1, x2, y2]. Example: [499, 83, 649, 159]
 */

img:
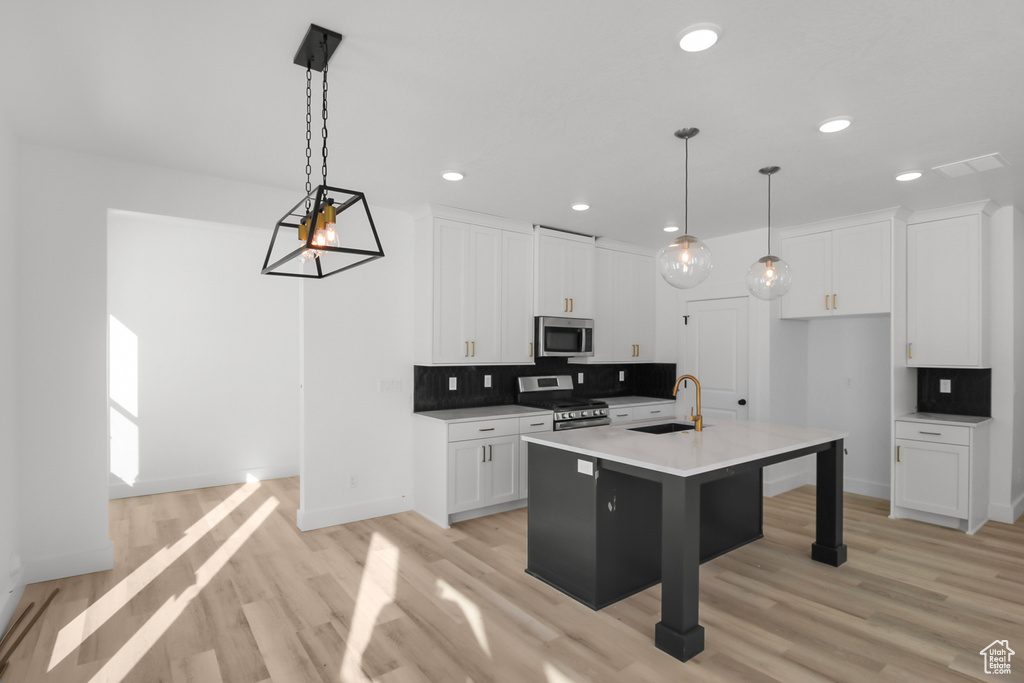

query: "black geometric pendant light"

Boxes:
[262, 24, 385, 279]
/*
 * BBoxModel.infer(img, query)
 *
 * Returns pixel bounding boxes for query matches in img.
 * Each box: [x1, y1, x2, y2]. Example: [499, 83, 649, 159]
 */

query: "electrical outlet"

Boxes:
[577, 372, 584, 384]
[619, 371, 625, 382]
[484, 374, 491, 388]
[449, 377, 457, 391]
[348, 474, 358, 489]
[940, 379, 952, 394]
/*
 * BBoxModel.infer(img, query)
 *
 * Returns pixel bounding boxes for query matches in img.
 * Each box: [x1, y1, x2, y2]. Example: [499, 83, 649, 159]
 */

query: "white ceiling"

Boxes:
[3, 1, 1023, 247]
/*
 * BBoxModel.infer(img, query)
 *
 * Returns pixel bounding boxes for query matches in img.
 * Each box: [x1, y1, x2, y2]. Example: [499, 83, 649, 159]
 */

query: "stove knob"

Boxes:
[581, 410, 592, 418]
[570, 411, 579, 419]
[596, 409, 607, 416]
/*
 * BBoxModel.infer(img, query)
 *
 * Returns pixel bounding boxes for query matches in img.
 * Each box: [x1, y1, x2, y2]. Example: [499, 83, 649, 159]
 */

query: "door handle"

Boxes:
[738, 399, 747, 405]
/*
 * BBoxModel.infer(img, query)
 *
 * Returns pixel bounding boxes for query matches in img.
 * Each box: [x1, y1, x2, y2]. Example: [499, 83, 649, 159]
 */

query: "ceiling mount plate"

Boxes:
[293, 24, 343, 72]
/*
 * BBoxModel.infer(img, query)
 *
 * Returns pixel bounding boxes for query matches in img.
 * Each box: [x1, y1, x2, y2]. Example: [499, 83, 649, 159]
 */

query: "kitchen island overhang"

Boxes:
[521, 419, 848, 663]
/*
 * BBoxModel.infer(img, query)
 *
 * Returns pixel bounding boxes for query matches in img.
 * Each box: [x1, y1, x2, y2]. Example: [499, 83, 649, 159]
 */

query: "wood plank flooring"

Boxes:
[3, 478, 1023, 682]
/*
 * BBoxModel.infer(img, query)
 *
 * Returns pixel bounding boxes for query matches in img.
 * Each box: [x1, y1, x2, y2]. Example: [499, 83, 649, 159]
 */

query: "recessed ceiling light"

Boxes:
[895, 170, 922, 182]
[571, 203, 590, 211]
[678, 24, 720, 52]
[441, 170, 464, 181]
[819, 117, 852, 133]
[663, 226, 680, 232]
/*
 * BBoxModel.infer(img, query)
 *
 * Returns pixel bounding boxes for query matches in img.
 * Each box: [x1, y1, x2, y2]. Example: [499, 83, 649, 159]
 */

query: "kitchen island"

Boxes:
[521, 419, 848, 663]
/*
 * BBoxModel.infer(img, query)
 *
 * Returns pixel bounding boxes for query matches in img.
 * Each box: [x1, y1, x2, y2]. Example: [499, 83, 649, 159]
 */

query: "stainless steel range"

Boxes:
[517, 375, 610, 430]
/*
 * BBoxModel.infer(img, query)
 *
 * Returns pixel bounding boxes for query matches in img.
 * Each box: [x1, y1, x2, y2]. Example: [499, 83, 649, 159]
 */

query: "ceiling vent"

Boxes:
[932, 153, 1009, 178]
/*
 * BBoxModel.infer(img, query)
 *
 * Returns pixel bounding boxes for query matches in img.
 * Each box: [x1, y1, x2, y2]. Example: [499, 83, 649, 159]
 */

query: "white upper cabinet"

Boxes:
[535, 227, 595, 318]
[501, 230, 536, 363]
[906, 205, 991, 368]
[586, 242, 654, 362]
[779, 216, 893, 319]
[415, 206, 535, 365]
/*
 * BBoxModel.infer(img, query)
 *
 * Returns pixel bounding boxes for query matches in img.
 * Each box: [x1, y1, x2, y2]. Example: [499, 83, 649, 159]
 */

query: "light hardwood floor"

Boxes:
[3, 478, 1023, 682]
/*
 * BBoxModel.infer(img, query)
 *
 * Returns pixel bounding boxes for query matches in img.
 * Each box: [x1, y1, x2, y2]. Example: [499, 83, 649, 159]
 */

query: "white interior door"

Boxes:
[682, 297, 749, 422]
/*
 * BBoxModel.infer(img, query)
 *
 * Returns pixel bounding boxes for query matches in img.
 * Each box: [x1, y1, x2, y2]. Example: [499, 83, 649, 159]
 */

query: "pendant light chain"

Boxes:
[304, 63, 313, 213]
[767, 171, 772, 254]
[321, 36, 329, 187]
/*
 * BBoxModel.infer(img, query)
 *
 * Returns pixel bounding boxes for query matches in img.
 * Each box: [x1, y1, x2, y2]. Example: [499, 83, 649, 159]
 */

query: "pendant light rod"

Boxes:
[759, 166, 780, 253]
[675, 128, 699, 235]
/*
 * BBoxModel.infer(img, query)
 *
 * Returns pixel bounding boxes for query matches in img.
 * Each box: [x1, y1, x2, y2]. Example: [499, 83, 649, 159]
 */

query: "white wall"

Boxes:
[805, 316, 892, 498]
[107, 212, 301, 498]
[0, 117, 25, 629]
[16, 143, 373, 583]
[297, 206, 416, 530]
[989, 205, 1024, 523]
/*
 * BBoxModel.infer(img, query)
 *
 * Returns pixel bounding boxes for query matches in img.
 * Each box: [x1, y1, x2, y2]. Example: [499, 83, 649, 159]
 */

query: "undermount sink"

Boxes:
[627, 422, 696, 435]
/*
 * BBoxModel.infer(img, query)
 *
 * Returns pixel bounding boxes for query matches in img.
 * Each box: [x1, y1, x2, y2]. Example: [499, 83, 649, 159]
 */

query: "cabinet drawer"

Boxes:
[519, 414, 553, 434]
[634, 403, 674, 421]
[895, 421, 970, 446]
[449, 418, 519, 442]
[608, 407, 634, 424]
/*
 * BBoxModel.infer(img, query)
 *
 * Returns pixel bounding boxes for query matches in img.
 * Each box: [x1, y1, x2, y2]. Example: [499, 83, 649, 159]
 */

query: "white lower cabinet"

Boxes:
[606, 399, 675, 424]
[892, 418, 990, 534]
[448, 435, 519, 513]
[414, 411, 551, 528]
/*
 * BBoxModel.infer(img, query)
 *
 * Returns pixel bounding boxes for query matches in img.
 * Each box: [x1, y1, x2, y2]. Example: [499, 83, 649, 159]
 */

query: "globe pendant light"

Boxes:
[657, 128, 712, 289]
[746, 166, 792, 300]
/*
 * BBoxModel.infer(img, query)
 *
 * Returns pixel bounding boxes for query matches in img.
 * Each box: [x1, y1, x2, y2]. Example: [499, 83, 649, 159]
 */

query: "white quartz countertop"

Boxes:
[522, 419, 848, 478]
[415, 405, 550, 423]
[602, 396, 674, 407]
[897, 412, 992, 427]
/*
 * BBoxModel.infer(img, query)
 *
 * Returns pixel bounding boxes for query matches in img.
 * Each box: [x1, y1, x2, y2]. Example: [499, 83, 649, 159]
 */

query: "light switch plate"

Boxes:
[619, 371, 625, 382]
[577, 372, 584, 384]
[484, 374, 491, 388]
[449, 377, 457, 391]
[577, 459, 594, 476]
[940, 379, 952, 393]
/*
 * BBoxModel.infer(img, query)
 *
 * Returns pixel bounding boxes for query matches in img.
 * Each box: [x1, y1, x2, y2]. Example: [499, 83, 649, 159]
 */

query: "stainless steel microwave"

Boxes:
[536, 316, 594, 357]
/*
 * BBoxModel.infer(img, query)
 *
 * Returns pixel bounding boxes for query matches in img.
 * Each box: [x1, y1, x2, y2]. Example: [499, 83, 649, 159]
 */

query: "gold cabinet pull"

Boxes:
[488, 445, 493, 462]
[564, 297, 568, 312]
[529, 341, 533, 358]
[569, 297, 574, 313]
[896, 445, 901, 463]
[908, 343, 913, 359]
[482, 446, 486, 463]
[465, 341, 469, 357]
[833, 293, 837, 309]
[471, 340, 475, 357]
[478, 427, 495, 432]
[825, 294, 830, 310]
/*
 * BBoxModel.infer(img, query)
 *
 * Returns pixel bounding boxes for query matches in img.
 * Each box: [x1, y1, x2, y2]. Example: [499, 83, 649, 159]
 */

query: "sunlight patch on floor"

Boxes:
[437, 578, 491, 657]
[48, 481, 262, 671]
[85, 495, 278, 683]
[543, 661, 577, 682]
[339, 532, 400, 683]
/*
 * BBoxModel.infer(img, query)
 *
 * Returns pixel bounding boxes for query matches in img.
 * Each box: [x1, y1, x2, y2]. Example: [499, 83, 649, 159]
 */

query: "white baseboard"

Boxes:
[109, 465, 298, 499]
[1, 571, 26, 640]
[24, 541, 114, 585]
[843, 477, 890, 501]
[297, 495, 411, 532]
[763, 469, 814, 497]
[989, 490, 1024, 524]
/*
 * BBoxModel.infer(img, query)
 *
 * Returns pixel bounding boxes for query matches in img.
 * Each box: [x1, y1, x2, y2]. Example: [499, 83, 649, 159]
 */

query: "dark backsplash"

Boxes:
[916, 368, 991, 417]
[414, 359, 677, 412]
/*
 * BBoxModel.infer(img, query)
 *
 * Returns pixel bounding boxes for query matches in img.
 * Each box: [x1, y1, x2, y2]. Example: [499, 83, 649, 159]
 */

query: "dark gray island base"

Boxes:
[522, 422, 847, 663]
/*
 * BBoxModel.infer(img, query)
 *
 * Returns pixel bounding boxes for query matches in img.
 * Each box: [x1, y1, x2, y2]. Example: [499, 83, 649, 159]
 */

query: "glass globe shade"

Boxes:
[657, 234, 713, 289]
[746, 255, 792, 300]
